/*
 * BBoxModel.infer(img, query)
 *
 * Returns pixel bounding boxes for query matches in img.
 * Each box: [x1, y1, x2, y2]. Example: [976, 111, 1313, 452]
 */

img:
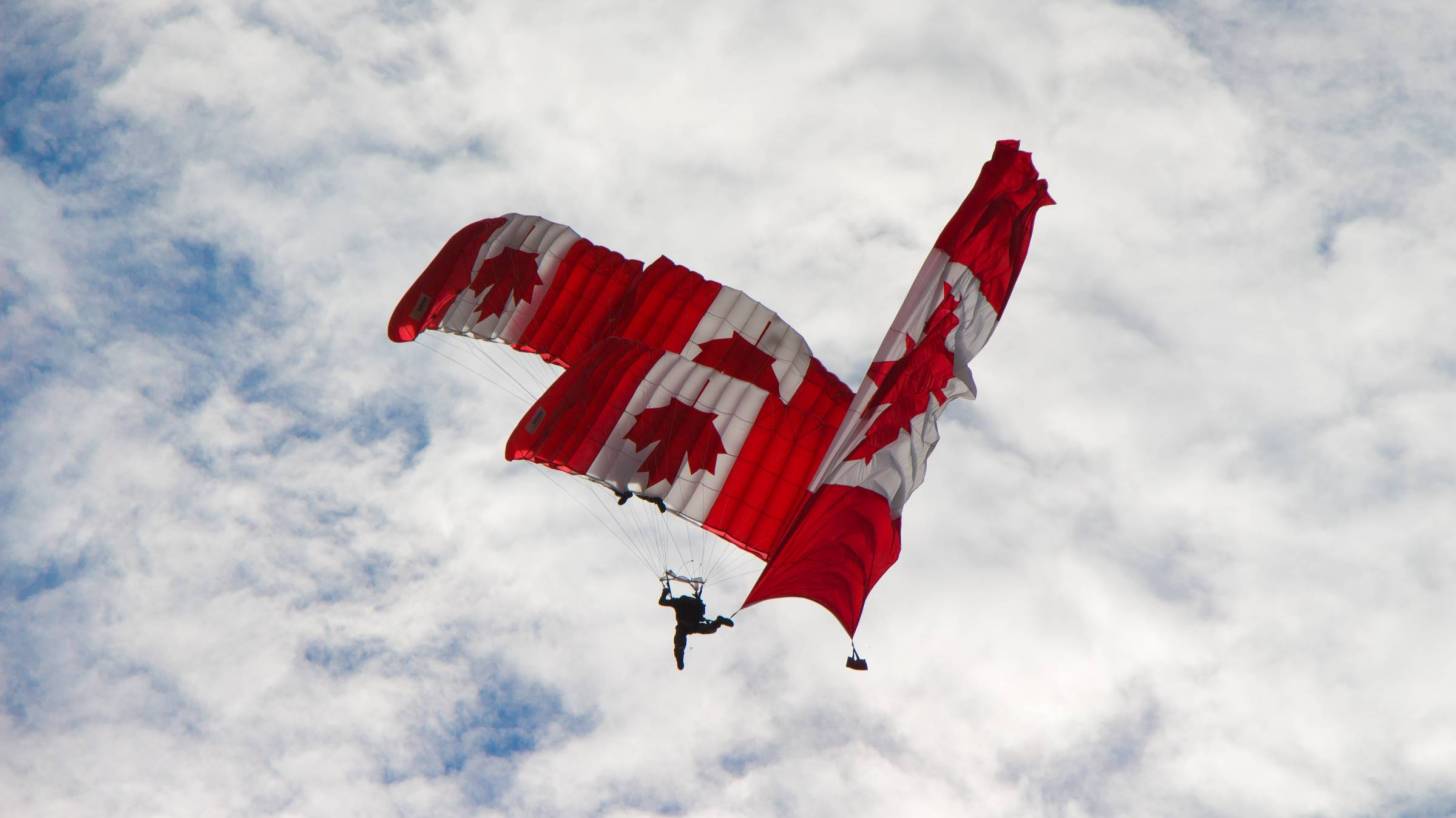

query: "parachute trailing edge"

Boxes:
[388, 139, 1052, 638]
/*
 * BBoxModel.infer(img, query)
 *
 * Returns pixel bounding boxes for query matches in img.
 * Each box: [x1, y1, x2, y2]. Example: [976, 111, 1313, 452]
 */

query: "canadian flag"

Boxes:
[743, 140, 1054, 634]
[507, 338, 770, 532]
[680, 286, 812, 405]
[447, 215, 579, 340]
[387, 213, 646, 367]
[603, 257, 818, 405]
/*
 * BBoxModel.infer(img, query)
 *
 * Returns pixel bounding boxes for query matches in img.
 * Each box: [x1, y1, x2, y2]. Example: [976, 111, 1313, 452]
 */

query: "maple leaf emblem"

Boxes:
[622, 399, 727, 486]
[471, 246, 542, 321]
[691, 333, 780, 396]
[846, 283, 961, 463]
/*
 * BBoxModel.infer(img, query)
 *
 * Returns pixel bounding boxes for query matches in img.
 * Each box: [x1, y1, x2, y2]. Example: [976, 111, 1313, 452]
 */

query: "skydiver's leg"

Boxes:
[674, 631, 687, 670]
[690, 620, 722, 636]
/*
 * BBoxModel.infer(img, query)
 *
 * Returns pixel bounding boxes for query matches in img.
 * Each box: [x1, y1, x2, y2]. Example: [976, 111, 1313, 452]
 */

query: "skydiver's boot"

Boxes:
[715, 616, 734, 628]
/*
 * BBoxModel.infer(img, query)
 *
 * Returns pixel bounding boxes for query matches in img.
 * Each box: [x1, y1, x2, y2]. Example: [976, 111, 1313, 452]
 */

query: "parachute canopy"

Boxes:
[389, 139, 1052, 636]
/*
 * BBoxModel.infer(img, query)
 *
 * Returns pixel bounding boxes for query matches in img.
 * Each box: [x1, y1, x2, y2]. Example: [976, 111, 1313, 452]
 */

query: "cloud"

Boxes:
[3, 0, 1455, 816]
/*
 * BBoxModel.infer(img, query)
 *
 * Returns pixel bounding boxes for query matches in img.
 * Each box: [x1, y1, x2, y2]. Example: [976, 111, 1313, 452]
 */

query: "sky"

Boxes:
[3, 0, 1455, 816]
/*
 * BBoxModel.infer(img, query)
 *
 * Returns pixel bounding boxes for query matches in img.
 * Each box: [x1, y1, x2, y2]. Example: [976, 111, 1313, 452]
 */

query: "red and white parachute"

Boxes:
[389, 140, 1052, 638]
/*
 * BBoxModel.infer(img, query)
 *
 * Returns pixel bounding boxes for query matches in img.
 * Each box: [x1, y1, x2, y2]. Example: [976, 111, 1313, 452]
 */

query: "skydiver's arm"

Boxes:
[659, 587, 672, 606]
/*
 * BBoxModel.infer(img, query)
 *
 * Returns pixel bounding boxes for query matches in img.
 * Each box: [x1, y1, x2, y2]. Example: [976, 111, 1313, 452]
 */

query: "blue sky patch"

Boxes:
[0, 655, 40, 727]
[443, 675, 564, 764]
[348, 395, 430, 468]
[0, 558, 88, 727]
[132, 238, 263, 335]
[1390, 793, 1456, 818]
[0, 9, 117, 187]
[407, 660, 594, 804]
[718, 746, 775, 777]
[303, 637, 389, 677]
[0, 356, 59, 430]
[0, 554, 88, 602]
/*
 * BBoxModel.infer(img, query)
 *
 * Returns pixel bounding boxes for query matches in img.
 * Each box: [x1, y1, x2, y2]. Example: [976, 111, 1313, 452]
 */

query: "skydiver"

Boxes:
[658, 579, 733, 670]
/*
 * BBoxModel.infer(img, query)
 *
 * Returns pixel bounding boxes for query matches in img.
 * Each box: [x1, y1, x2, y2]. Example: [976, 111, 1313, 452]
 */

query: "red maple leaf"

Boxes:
[845, 284, 961, 462]
[691, 333, 780, 396]
[622, 399, 727, 486]
[471, 246, 542, 321]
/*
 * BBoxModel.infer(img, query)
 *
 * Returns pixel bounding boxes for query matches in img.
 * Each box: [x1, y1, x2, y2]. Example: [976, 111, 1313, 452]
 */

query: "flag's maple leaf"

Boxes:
[471, 246, 542, 320]
[691, 333, 779, 396]
[623, 399, 727, 486]
[846, 284, 961, 462]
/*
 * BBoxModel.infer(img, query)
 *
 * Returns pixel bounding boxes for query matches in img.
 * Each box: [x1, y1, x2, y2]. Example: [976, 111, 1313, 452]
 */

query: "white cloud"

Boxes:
[3, 0, 1455, 816]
